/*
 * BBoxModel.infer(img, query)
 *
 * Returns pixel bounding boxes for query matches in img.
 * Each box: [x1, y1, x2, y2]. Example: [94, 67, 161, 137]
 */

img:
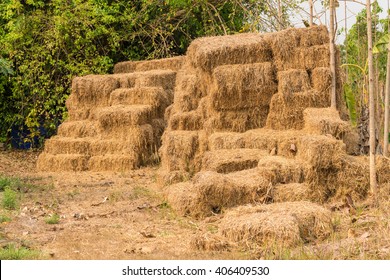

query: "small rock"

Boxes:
[290, 143, 297, 153]
[22, 231, 29, 236]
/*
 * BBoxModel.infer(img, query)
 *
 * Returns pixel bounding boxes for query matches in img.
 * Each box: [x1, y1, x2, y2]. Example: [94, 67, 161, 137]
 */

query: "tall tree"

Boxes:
[384, 6, 390, 157]
[330, 0, 337, 109]
[366, 0, 378, 199]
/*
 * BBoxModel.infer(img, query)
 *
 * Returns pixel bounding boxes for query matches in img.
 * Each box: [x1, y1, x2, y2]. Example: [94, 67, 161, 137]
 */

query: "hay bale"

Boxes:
[93, 105, 154, 130]
[192, 170, 271, 216]
[190, 232, 231, 251]
[134, 70, 177, 94]
[57, 121, 98, 138]
[113, 56, 185, 74]
[159, 130, 200, 172]
[173, 73, 204, 112]
[272, 183, 310, 203]
[210, 62, 277, 110]
[208, 129, 304, 159]
[303, 107, 359, 155]
[311, 67, 331, 93]
[165, 182, 202, 216]
[111, 73, 138, 88]
[277, 69, 311, 94]
[376, 156, 390, 185]
[297, 25, 329, 47]
[266, 90, 330, 130]
[297, 135, 345, 169]
[202, 149, 268, 173]
[43, 137, 92, 155]
[187, 33, 272, 73]
[334, 155, 369, 201]
[67, 109, 91, 121]
[219, 201, 333, 247]
[169, 111, 203, 131]
[71, 75, 120, 107]
[109, 87, 169, 116]
[37, 153, 89, 172]
[88, 154, 139, 171]
[204, 107, 269, 133]
[257, 156, 305, 184]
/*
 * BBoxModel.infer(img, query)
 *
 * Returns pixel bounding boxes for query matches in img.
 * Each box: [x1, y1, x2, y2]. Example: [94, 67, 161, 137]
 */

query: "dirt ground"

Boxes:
[1, 149, 390, 260]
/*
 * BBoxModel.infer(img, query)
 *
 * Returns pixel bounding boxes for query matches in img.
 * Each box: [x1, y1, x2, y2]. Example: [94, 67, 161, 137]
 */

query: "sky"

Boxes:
[292, 0, 388, 43]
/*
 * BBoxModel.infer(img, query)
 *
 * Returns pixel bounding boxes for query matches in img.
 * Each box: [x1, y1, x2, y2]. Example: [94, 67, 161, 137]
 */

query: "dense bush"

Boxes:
[0, 0, 253, 146]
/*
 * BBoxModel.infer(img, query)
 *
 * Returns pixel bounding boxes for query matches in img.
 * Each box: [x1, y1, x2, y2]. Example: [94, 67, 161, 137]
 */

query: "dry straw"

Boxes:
[219, 201, 333, 247]
[113, 56, 185, 74]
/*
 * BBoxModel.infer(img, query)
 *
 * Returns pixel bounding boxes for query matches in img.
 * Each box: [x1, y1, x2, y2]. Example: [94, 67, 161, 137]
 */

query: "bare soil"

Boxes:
[1, 149, 389, 260]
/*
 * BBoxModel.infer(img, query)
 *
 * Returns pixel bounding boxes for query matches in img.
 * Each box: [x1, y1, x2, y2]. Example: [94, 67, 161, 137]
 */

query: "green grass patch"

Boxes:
[0, 176, 19, 192]
[45, 213, 60, 224]
[0, 215, 11, 223]
[0, 244, 42, 260]
[2, 187, 18, 210]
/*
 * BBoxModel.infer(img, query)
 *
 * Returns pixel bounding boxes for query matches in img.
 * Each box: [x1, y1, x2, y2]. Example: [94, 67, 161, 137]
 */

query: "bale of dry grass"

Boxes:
[88, 154, 139, 171]
[278, 69, 311, 94]
[303, 107, 359, 155]
[165, 182, 201, 217]
[333, 155, 369, 201]
[311, 67, 331, 93]
[272, 183, 310, 203]
[191, 170, 271, 217]
[375, 156, 390, 185]
[187, 33, 272, 73]
[168, 111, 204, 131]
[210, 62, 277, 110]
[66, 109, 91, 121]
[57, 121, 98, 138]
[190, 232, 232, 251]
[204, 107, 270, 133]
[257, 156, 305, 185]
[202, 149, 268, 173]
[159, 130, 201, 172]
[172, 72, 204, 112]
[93, 105, 154, 130]
[266, 90, 330, 130]
[208, 129, 305, 158]
[109, 87, 169, 115]
[71, 75, 121, 107]
[113, 56, 185, 74]
[43, 137, 92, 155]
[134, 70, 177, 95]
[268, 26, 329, 71]
[219, 201, 333, 247]
[297, 135, 345, 169]
[37, 153, 89, 172]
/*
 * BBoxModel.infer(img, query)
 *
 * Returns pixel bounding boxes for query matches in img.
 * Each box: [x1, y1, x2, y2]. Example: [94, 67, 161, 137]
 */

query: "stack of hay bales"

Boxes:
[37, 57, 184, 172]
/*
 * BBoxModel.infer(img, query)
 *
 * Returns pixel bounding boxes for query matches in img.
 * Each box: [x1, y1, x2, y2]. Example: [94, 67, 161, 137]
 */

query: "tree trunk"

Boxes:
[384, 46, 390, 156]
[277, 0, 282, 31]
[309, 0, 313, 26]
[366, 0, 378, 199]
[329, 0, 337, 109]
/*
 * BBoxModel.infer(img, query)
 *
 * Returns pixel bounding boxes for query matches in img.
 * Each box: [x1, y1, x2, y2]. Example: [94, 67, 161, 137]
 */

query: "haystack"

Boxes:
[202, 149, 268, 173]
[266, 90, 330, 130]
[219, 202, 333, 247]
[303, 107, 359, 155]
[210, 62, 277, 110]
[113, 56, 185, 74]
[187, 33, 272, 73]
[272, 183, 311, 203]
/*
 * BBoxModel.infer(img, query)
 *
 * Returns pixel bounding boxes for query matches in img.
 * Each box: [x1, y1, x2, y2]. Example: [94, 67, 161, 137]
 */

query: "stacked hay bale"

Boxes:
[37, 57, 184, 172]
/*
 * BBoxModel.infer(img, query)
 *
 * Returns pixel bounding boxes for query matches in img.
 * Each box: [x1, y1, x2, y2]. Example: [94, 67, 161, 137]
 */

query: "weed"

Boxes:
[2, 187, 18, 210]
[0, 215, 11, 223]
[45, 213, 60, 224]
[0, 244, 42, 260]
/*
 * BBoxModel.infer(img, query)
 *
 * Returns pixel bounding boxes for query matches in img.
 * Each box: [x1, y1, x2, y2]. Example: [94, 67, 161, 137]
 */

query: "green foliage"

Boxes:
[341, 2, 387, 123]
[1, 186, 18, 210]
[45, 213, 60, 224]
[0, 0, 255, 145]
[0, 215, 11, 223]
[0, 244, 42, 260]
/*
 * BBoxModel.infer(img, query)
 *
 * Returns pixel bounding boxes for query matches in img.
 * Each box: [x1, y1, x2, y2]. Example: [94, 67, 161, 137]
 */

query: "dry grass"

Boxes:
[219, 201, 333, 247]
[210, 62, 277, 110]
[113, 56, 185, 74]
[277, 69, 311, 94]
[187, 32, 272, 73]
